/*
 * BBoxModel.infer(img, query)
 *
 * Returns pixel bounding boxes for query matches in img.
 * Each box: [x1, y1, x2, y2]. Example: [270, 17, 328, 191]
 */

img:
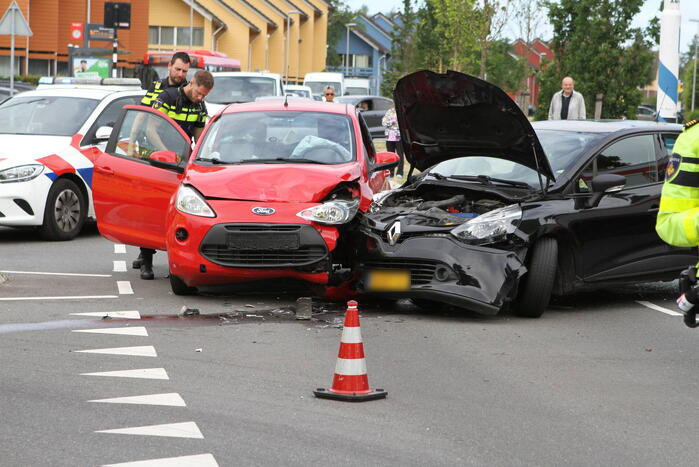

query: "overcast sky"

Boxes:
[344, 0, 696, 54]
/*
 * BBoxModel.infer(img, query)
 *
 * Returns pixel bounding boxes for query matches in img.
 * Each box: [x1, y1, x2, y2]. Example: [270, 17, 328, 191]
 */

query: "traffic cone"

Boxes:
[314, 300, 387, 402]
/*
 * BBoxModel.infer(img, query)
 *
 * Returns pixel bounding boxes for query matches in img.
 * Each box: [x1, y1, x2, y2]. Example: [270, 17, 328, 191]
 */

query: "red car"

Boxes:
[92, 99, 399, 295]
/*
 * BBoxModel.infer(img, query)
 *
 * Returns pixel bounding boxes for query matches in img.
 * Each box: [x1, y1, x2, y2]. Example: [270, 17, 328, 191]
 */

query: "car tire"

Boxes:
[169, 273, 197, 296]
[515, 237, 558, 318]
[40, 178, 86, 241]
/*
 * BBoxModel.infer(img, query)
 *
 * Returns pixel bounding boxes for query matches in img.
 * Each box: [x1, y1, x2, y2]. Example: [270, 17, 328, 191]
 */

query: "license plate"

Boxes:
[366, 269, 411, 291]
[227, 232, 299, 250]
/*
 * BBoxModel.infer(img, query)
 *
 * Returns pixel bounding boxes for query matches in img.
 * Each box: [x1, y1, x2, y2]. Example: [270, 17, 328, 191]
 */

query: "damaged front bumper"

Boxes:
[358, 233, 526, 315]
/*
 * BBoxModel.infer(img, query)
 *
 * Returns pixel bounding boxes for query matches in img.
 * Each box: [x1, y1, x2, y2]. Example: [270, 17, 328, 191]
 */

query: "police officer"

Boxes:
[655, 119, 699, 247]
[134, 70, 214, 280]
[132, 52, 192, 279]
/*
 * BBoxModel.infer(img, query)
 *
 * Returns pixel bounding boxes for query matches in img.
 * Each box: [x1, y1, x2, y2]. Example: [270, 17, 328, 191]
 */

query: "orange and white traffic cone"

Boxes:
[314, 300, 387, 402]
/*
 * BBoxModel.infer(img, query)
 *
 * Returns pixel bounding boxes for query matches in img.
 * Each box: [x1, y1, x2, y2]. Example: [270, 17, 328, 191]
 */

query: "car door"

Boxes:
[357, 114, 388, 193]
[92, 105, 191, 250]
[567, 132, 694, 281]
[79, 94, 144, 161]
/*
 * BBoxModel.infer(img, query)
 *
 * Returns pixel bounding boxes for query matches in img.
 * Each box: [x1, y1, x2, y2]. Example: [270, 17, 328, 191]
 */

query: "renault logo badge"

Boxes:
[252, 207, 275, 215]
[387, 221, 401, 245]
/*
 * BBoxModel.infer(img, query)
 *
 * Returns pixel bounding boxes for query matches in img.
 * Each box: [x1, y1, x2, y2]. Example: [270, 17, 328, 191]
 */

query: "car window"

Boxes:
[534, 129, 603, 177]
[82, 95, 143, 145]
[662, 133, 678, 156]
[0, 95, 99, 136]
[358, 113, 376, 163]
[207, 77, 279, 104]
[108, 110, 190, 163]
[373, 98, 393, 111]
[196, 110, 355, 164]
[577, 134, 658, 190]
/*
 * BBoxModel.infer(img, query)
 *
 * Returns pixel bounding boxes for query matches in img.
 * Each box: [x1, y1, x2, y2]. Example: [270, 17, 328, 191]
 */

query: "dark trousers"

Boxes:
[386, 140, 404, 176]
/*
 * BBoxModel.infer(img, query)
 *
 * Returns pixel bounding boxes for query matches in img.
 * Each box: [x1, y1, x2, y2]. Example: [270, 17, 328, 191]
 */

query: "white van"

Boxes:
[284, 84, 313, 99]
[303, 72, 344, 99]
[344, 78, 370, 95]
[207, 72, 284, 115]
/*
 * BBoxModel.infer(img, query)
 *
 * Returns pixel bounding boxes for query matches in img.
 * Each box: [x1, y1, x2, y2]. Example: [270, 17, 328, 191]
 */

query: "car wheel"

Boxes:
[169, 273, 197, 296]
[515, 237, 558, 318]
[40, 178, 86, 241]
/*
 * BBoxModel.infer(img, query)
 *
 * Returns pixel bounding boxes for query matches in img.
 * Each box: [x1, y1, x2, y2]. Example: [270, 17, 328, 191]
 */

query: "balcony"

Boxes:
[326, 66, 374, 77]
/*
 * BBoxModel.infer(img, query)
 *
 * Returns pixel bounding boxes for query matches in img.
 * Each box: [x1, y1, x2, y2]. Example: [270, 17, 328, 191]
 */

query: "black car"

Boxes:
[358, 70, 690, 318]
[334, 95, 393, 138]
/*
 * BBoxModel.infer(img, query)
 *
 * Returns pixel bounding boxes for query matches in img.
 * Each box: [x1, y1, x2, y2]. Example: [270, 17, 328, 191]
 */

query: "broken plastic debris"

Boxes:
[179, 306, 200, 317]
[245, 304, 255, 308]
[195, 348, 202, 352]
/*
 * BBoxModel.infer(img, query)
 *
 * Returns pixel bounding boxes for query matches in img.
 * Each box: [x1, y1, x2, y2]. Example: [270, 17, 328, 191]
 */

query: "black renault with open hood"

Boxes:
[395, 69, 555, 183]
[355, 70, 689, 318]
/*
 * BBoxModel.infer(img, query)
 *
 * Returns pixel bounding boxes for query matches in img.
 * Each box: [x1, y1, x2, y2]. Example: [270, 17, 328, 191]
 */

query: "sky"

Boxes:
[344, 0, 697, 54]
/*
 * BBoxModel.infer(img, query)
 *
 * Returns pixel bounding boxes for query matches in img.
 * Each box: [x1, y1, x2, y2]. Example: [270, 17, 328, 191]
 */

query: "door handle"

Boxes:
[95, 166, 114, 176]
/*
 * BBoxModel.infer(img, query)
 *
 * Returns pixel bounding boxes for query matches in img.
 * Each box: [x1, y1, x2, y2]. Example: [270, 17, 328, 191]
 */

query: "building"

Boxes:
[0, 0, 329, 82]
[510, 38, 554, 113]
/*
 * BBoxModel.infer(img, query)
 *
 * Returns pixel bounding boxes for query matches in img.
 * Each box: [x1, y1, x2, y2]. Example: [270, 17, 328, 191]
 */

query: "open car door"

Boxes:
[92, 105, 191, 250]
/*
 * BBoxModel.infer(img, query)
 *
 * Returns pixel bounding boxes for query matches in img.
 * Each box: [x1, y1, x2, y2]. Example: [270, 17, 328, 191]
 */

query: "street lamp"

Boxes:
[691, 19, 699, 112]
[285, 10, 301, 85]
[344, 23, 357, 75]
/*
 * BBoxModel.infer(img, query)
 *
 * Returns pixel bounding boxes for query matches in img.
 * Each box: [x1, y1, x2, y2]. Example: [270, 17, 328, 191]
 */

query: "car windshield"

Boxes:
[196, 110, 355, 165]
[427, 130, 603, 188]
[285, 89, 310, 98]
[207, 76, 278, 104]
[0, 95, 99, 136]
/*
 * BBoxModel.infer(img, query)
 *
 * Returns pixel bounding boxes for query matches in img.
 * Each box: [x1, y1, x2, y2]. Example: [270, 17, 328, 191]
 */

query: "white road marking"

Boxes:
[0, 295, 118, 301]
[72, 327, 148, 337]
[0, 270, 111, 277]
[89, 393, 186, 407]
[636, 300, 683, 316]
[113, 261, 127, 272]
[117, 281, 134, 295]
[96, 421, 204, 439]
[103, 453, 219, 466]
[114, 244, 127, 254]
[71, 311, 141, 319]
[75, 346, 157, 357]
[81, 368, 169, 380]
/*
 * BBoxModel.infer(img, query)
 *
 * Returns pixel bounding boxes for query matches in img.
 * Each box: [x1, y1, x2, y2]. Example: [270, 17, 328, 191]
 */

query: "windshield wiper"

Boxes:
[270, 158, 326, 164]
[431, 172, 531, 189]
[195, 157, 226, 164]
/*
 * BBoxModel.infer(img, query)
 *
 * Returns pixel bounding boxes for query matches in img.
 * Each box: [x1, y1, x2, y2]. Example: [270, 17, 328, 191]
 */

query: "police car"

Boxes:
[0, 77, 144, 240]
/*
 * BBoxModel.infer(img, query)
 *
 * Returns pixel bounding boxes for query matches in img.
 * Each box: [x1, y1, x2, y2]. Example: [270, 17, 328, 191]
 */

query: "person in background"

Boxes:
[548, 76, 586, 120]
[323, 86, 336, 102]
[382, 106, 404, 177]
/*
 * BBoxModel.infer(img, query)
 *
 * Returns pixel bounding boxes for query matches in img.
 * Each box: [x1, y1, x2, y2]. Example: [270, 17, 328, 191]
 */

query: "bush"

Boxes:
[0, 74, 41, 85]
[685, 109, 699, 123]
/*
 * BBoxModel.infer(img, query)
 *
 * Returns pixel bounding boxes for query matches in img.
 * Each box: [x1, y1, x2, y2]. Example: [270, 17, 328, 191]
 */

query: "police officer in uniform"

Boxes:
[656, 119, 699, 247]
[135, 70, 214, 280]
[133, 52, 191, 279]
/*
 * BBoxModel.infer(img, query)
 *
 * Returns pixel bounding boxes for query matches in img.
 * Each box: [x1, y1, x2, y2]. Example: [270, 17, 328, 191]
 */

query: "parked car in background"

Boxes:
[636, 105, 657, 121]
[0, 81, 35, 105]
[207, 72, 284, 115]
[335, 95, 394, 138]
[283, 84, 313, 99]
[0, 78, 144, 240]
[303, 72, 344, 98]
[358, 70, 688, 318]
[92, 99, 399, 296]
[344, 78, 370, 95]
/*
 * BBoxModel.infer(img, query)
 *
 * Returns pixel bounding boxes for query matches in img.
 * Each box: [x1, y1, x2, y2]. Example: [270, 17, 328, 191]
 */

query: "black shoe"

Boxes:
[140, 264, 154, 280]
[132, 253, 143, 269]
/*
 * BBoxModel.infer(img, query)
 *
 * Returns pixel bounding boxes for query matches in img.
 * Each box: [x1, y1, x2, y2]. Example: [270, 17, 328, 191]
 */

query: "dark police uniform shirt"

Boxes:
[141, 77, 187, 107]
[152, 86, 208, 139]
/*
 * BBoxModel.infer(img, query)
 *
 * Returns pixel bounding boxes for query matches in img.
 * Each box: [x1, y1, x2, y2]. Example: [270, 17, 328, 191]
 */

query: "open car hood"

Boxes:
[394, 70, 554, 181]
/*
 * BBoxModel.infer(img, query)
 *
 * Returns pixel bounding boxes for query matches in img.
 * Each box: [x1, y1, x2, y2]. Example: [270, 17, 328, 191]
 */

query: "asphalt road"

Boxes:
[2, 224, 699, 466]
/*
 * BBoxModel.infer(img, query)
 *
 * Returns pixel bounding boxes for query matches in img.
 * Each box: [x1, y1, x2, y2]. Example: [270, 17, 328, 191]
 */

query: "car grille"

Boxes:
[200, 223, 328, 268]
[362, 259, 439, 285]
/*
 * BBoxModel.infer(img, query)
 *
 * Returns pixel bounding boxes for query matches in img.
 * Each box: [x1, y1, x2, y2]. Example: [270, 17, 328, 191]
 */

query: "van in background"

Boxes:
[344, 78, 370, 96]
[207, 72, 284, 115]
[303, 72, 344, 98]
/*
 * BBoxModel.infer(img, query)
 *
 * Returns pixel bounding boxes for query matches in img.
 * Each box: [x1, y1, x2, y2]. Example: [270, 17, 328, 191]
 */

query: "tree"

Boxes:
[486, 40, 527, 93]
[680, 35, 699, 117]
[381, 0, 418, 96]
[476, 0, 511, 79]
[326, 0, 357, 68]
[535, 0, 656, 120]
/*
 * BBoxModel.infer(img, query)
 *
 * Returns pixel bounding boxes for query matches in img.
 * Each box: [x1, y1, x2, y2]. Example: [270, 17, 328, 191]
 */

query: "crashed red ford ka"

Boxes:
[92, 99, 398, 295]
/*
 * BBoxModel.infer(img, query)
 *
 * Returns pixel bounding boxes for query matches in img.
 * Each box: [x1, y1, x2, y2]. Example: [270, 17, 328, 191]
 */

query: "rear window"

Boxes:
[0, 95, 99, 136]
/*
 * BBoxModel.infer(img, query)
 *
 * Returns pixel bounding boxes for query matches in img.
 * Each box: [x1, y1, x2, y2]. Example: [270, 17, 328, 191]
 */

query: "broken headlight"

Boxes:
[297, 199, 359, 224]
[450, 204, 521, 243]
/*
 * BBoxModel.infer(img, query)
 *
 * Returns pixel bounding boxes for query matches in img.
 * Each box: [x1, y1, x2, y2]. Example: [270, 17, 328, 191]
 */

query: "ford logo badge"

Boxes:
[252, 207, 276, 216]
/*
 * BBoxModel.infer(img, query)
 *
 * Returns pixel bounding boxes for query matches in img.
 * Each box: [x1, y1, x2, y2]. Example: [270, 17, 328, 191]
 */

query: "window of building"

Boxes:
[160, 27, 174, 45]
[148, 26, 204, 46]
[148, 26, 159, 44]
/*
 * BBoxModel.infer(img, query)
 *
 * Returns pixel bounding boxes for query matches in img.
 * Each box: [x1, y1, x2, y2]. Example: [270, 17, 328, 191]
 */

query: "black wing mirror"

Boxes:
[576, 173, 626, 209]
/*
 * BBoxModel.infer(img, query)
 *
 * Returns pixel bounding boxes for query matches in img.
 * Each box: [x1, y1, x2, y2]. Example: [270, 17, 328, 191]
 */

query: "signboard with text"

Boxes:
[87, 24, 115, 41]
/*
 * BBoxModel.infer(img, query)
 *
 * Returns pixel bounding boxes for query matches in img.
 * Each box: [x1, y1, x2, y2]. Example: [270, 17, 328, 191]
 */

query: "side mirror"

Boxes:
[581, 173, 626, 209]
[371, 151, 400, 173]
[95, 126, 113, 141]
[149, 150, 184, 173]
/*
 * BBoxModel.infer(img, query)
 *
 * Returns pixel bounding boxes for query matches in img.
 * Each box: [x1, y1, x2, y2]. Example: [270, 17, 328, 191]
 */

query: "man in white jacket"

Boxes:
[548, 77, 586, 120]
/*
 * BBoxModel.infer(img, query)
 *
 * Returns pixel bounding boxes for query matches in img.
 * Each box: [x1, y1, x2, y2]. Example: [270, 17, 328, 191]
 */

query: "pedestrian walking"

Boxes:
[382, 106, 404, 177]
[548, 76, 586, 120]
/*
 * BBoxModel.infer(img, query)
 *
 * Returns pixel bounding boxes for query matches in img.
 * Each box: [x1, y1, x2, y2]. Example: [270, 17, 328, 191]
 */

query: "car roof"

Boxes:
[219, 99, 353, 115]
[212, 71, 281, 79]
[336, 95, 389, 102]
[8, 87, 144, 100]
[532, 119, 683, 133]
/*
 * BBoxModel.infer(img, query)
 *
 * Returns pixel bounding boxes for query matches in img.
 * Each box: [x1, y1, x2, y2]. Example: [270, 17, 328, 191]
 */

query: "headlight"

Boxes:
[0, 164, 44, 183]
[296, 199, 359, 224]
[451, 204, 522, 243]
[176, 185, 215, 217]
